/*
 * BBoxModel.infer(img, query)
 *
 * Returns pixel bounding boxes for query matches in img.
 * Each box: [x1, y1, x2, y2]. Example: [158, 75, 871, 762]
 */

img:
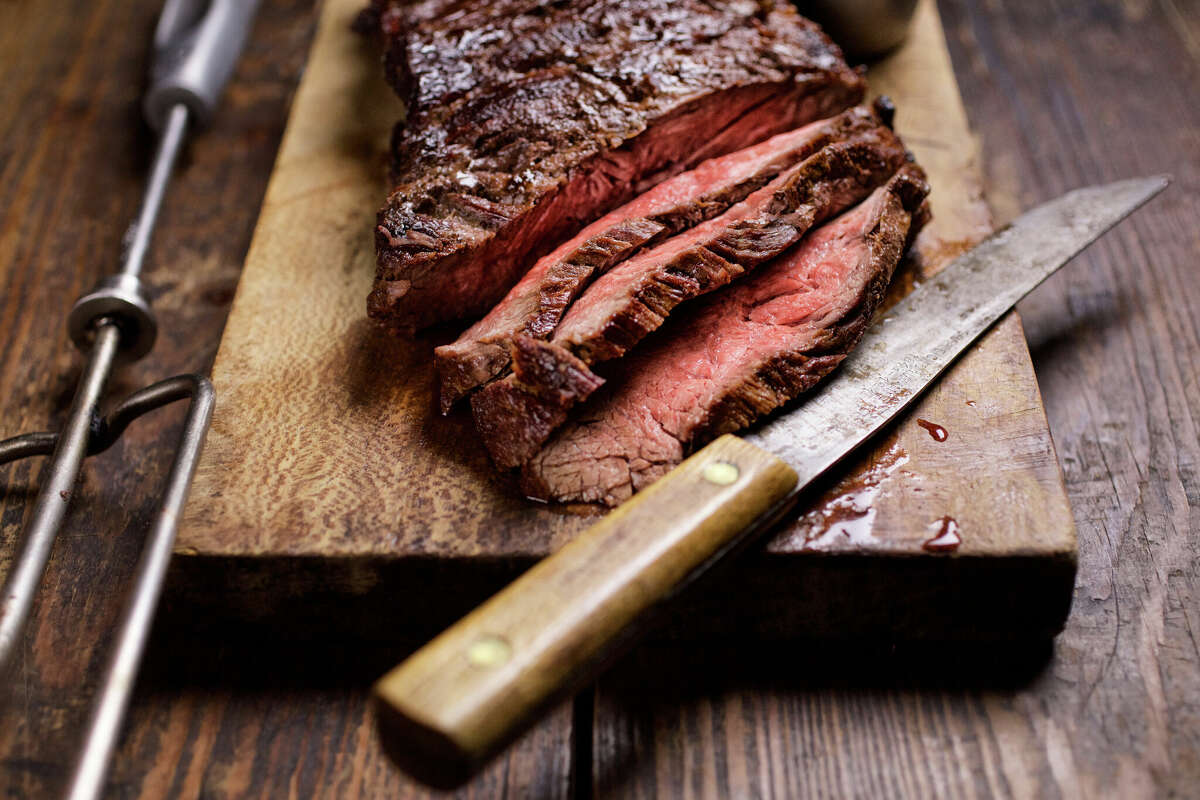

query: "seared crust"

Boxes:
[557, 132, 908, 363]
[469, 336, 605, 469]
[367, 0, 866, 330]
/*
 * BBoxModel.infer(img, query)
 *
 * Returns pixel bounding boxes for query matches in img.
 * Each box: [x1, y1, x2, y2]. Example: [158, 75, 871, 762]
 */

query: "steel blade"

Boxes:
[743, 175, 1168, 483]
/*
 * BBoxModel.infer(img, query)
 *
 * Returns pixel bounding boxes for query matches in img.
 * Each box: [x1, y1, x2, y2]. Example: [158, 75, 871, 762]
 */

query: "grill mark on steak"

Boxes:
[520, 164, 931, 505]
[434, 105, 888, 412]
[472, 130, 909, 468]
[366, 0, 866, 330]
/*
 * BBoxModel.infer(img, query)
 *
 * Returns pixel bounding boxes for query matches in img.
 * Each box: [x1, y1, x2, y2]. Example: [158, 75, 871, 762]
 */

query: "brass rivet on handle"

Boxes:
[467, 634, 512, 668]
[701, 461, 740, 486]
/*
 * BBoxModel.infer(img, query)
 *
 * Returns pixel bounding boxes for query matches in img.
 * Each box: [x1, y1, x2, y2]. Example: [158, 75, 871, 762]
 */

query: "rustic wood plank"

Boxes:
[0, 2, 575, 797]
[943, 0, 1200, 793]
[588, 0, 1200, 795]
[172, 0, 1076, 642]
[6, 0, 1193, 797]
[113, 648, 575, 800]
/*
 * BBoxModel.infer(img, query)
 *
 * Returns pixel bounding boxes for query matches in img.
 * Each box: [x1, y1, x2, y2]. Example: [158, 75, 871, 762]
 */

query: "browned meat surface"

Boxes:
[365, 0, 866, 330]
[521, 165, 930, 505]
[433, 105, 888, 412]
[469, 336, 606, 466]
[472, 128, 909, 468]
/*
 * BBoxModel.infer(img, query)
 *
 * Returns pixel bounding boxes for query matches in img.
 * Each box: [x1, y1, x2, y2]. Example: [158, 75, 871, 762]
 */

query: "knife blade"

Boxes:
[372, 175, 1168, 789]
[747, 174, 1168, 482]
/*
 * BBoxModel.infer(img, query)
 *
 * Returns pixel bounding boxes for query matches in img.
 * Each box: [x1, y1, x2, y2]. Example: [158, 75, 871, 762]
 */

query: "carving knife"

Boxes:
[372, 176, 1168, 788]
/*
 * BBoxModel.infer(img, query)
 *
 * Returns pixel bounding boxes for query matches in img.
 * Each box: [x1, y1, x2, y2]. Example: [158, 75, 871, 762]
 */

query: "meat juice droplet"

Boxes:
[799, 442, 909, 550]
[916, 418, 948, 442]
[923, 516, 961, 552]
[965, 400, 977, 407]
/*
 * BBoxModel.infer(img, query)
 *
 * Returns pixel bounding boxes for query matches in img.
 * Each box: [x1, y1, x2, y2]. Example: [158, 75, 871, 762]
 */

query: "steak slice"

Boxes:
[434, 105, 889, 412]
[520, 165, 930, 505]
[473, 130, 909, 468]
[367, 0, 866, 330]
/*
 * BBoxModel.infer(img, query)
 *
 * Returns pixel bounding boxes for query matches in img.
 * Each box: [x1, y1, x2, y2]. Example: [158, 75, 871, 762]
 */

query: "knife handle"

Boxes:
[373, 434, 798, 788]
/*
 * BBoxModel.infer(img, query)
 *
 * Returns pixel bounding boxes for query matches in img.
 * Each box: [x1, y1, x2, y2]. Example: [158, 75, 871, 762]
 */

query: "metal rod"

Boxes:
[0, 373, 207, 465]
[0, 323, 122, 676]
[0, 103, 190, 678]
[0, 432, 57, 463]
[0, 1, 259, 790]
[64, 375, 214, 800]
[121, 105, 188, 279]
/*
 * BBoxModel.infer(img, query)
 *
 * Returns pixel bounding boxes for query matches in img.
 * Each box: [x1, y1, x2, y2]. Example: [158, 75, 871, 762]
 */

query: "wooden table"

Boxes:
[1, 1, 1196, 796]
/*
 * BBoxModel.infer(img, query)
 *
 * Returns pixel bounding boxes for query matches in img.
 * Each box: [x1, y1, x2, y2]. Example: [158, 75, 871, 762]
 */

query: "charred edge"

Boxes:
[370, 1, 869, 330]
[472, 336, 605, 470]
[480, 132, 911, 468]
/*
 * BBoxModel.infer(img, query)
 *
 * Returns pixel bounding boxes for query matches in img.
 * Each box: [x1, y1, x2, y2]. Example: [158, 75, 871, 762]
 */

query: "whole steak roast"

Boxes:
[365, 0, 866, 330]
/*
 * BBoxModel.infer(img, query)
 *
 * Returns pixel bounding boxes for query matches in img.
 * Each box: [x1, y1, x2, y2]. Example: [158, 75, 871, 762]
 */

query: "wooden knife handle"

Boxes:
[372, 434, 798, 788]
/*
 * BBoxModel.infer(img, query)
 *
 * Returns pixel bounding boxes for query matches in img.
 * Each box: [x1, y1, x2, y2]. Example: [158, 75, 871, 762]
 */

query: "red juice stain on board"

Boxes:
[799, 442, 910, 551]
[923, 516, 961, 552]
[916, 418, 948, 442]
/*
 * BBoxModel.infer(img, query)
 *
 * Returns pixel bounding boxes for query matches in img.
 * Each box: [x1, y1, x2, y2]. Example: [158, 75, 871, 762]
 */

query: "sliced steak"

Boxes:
[434, 106, 889, 412]
[521, 165, 930, 505]
[473, 130, 909, 468]
[367, 0, 866, 330]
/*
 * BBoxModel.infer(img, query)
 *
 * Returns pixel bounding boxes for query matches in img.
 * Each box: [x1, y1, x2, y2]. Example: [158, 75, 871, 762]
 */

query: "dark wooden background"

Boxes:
[1, 0, 1196, 796]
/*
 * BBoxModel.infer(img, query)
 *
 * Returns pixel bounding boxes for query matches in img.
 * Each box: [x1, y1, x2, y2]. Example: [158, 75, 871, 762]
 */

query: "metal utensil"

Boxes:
[799, 0, 920, 59]
[0, 2, 260, 798]
[372, 176, 1169, 789]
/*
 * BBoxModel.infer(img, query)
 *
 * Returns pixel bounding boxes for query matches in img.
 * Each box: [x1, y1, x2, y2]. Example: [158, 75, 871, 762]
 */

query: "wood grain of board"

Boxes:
[173, 0, 1076, 640]
[2, 0, 1195, 797]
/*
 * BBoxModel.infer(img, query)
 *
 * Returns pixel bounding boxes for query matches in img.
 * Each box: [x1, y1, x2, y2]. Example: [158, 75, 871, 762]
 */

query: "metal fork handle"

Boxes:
[0, 103, 191, 681]
[64, 374, 215, 800]
[146, 0, 264, 129]
[0, 324, 123, 675]
[0, 3, 256, 796]
[0, 371, 216, 464]
[0, 372, 214, 800]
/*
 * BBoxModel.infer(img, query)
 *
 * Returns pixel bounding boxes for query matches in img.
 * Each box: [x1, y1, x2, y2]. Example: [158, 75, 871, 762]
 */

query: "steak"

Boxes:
[521, 164, 930, 505]
[366, 0, 866, 330]
[434, 105, 890, 412]
[472, 129, 909, 468]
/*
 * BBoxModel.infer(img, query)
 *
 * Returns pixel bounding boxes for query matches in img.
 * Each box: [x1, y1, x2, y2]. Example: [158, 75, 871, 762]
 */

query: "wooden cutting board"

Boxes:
[169, 0, 1077, 641]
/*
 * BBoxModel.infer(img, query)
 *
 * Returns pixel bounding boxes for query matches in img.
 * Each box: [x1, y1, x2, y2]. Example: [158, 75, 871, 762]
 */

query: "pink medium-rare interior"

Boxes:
[523, 186, 886, 503]
[449, 116, 843, 345]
